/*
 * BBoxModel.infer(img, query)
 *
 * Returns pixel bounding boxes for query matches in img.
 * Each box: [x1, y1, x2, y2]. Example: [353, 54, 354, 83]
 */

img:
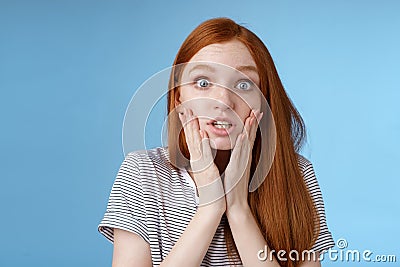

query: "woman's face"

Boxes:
[177, 40, 263, 150]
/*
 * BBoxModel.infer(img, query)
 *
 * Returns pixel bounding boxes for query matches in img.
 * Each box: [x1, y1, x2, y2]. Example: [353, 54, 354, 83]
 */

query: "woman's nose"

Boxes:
[213, 87, 235, 111]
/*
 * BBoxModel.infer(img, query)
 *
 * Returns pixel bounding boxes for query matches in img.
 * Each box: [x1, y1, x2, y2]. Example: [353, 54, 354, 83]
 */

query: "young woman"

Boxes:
[98, 18, 334, 267]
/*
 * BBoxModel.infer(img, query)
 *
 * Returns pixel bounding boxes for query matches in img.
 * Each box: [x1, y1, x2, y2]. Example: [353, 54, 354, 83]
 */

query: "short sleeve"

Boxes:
[300, 157, 335, 253]
[98, 152, 149, 244]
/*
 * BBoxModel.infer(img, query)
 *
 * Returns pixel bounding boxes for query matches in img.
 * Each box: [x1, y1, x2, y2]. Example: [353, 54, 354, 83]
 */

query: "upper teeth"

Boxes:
[213, 121, 232, 129]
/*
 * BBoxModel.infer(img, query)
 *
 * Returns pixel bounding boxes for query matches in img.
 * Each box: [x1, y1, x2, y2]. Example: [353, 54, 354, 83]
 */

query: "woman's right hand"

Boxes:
[178, 107, 226, 211]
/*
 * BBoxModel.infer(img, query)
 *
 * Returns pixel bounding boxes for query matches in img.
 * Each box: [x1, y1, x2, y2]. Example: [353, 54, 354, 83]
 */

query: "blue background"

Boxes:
[1, 0, 399, 266]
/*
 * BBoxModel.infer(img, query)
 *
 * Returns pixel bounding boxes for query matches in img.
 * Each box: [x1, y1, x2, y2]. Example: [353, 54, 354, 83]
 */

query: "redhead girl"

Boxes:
[99, 17, 334, 267]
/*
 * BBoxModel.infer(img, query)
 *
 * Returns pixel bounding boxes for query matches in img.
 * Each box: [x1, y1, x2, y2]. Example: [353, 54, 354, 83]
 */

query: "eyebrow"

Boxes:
[236, 65, 258, 74]
[188, 64, 216, 75]
[188, 64, 258, 76]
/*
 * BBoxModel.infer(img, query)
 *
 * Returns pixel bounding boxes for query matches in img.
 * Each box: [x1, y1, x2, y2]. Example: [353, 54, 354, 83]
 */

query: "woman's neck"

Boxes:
[213, 149, 232, 175]
[186, 149, 232, 179]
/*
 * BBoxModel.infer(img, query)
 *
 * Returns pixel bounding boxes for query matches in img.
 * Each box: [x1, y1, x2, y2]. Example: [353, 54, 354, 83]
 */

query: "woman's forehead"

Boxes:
[189, 40, 257, 71]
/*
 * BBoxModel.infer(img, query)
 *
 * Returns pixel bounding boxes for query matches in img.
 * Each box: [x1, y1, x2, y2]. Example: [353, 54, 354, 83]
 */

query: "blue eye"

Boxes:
[236, 80, 252, 90]
[195, 78, 210, 88]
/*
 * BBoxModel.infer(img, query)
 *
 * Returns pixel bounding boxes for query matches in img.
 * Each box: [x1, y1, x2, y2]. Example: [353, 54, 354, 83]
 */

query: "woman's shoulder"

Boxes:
[297, 153, 312, 169]
[118, 147, 195, 203]
[125, 146, 168, 157]
[115, 146, 174, 184]
[296, 154, 321, 188]
[124, 146, 171, 167]
[297, 154, 315, 174]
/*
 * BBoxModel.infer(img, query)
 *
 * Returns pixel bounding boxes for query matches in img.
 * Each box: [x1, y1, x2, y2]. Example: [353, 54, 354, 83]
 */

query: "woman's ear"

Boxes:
[175, 99, 182, 114]
[175, 91, 181, 107]
[173, 91, 182, 114]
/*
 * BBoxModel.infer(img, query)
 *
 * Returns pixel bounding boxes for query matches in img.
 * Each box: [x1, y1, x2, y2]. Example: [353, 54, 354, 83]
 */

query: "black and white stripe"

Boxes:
[98, 147, 334, 266]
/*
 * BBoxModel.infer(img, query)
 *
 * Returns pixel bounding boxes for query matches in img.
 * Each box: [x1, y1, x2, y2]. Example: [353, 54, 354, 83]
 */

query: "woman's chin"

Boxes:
[209, 139, 234, 151]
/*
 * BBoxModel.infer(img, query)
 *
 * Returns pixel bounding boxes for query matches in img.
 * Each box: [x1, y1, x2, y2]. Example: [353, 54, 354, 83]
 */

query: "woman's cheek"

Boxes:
[252, 101, 262, 111]
[242, 94, 262, 113]
[184, 102, 209, 118]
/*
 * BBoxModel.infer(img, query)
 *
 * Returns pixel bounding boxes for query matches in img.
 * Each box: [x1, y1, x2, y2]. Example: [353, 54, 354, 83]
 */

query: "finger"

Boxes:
[257, 111, 263, 123]
[251, 111, 263, 141]
[201, 130, 213, 160]
[178, 107, 192, 144]
[197, 131, 215, 174]
[250, 109, 259, 126]
[226, 133, 247, 186]
[239, 111, 256, 164]
[230, 133, 244, 162]
[183, 108, 208, 167]
[249, 110, 259, 141]
[179, 108, 198, 157]
[187, 108, 202, 144]
[236, 133, 252, 181]
[243, 113, 253, 139]
[199, 129, 204, 139]
[248, 109, 261, 143]
[251, 109, 263, 129]
[186, 109, 204, 161]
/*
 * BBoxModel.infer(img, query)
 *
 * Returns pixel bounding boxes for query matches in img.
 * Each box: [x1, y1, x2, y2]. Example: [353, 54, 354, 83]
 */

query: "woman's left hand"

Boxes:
[224, 109, 263, 216]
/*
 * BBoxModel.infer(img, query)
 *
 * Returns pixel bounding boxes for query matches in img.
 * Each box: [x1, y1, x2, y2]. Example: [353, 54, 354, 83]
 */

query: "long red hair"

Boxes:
[167, 18, 319, 267]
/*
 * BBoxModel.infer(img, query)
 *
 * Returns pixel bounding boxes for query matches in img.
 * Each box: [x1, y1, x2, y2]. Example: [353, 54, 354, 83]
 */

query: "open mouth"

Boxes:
[212, 120, 233, 129]
[206, 117, 235, 136]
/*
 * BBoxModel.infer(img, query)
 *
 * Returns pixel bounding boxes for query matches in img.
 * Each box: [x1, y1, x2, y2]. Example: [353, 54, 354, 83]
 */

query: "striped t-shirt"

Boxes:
[98, 146, 335, 266]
